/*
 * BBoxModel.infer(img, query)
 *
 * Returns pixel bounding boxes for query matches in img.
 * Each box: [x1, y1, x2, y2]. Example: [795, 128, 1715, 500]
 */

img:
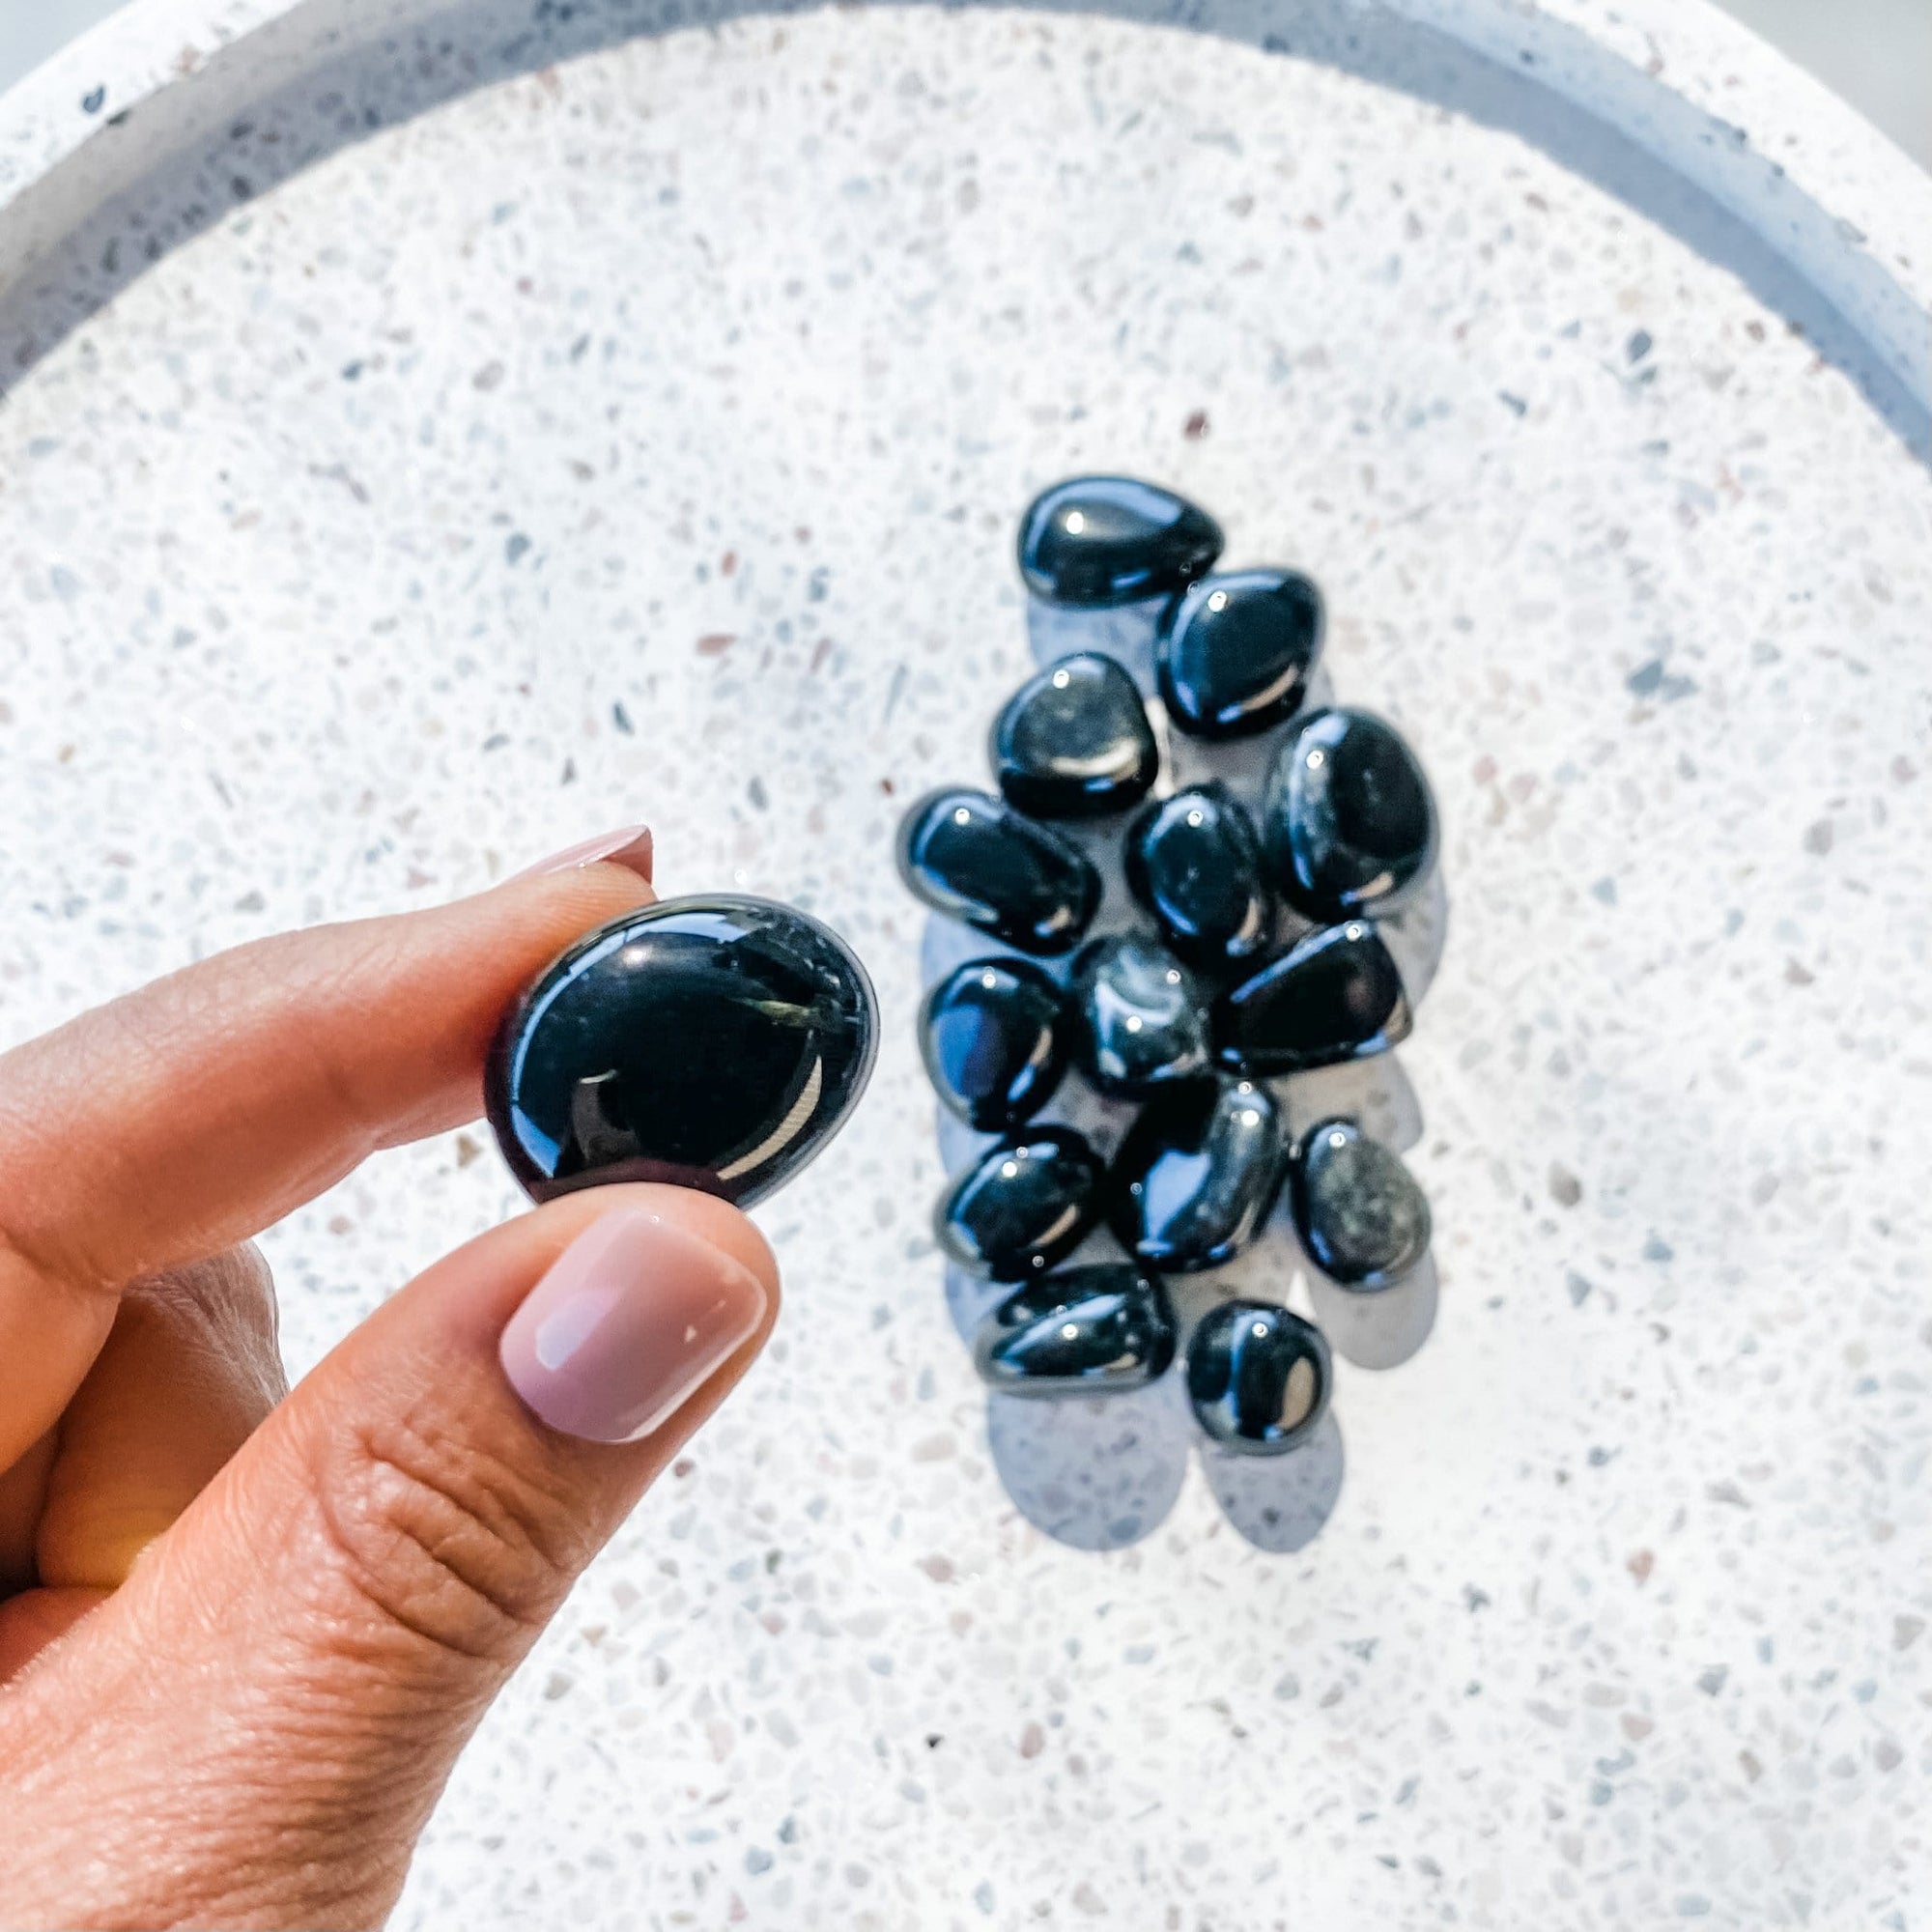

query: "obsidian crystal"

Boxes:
[1156, 569, 1324, 740]
[1111, 1074, 1283, 1273]
[1187, 1301, 1332, 1455]
[1215, 921, 1411, 1075]
[920, 957, 1068, 1132]
[1124, 781, 1274, 976]
[1263, 706, 1437, 922]
[973, 1264, 1177, 1397]
[991, 653, 1158, 819]
[1291, 1118, 1432, 1289]
[937, 1127, 1108, 1281]
[1069, 932, 1211, 1097]
[897, 787, 1101, 955]
[486, 895, 876, 1208]
[1017, 476, 1224, 608]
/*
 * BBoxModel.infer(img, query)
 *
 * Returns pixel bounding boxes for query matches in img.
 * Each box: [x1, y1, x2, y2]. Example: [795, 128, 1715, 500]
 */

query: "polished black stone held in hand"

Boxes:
[1187, 1300, 1332, 1456]
[1069, 932, 1211, 1097]
[920, 957, 1069, 1132]
[973, 1264, 1177, 1397]
[1111, 1074, 1283, 1273]
[486, 895, 877, 1208]
[897, 787, 1101, 955]
[1291, 1118, 1432, 1289]
[1017, 476, 1224, 608]
[1156, 568, 1324, 740]
[1263, 706, 1438, 922]
[991, 653, 1158, 819]
[1214, 920, 1411, 1075]
[1124, 781, 1274, 976]
[937, 1127, 1108, 1281]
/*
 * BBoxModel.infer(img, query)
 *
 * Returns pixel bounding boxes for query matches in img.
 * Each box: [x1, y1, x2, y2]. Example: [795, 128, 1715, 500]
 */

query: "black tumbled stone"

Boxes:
[937, 1127, 1108, 1281]
[897, 787, 1101, 956]
[919, 957, 1069, 1132]
[1263, 706, 1438, 923]
[1156, 568, 1324, 740]
[973, 1264, 1177, 1397]
[1017, 475, 1224, 608]
[1214, 921, 1411, 1075]
[1069, 932, 1211, 1097]
[1187, 1301, 1332, 1456]
[1111, 1074, 1283, 1273]
[1124, 781, 1274, 976]
[1290, 1118, 1432, 1289]
[990, 652, 1157, 819]
[486, 895, 876, 1208]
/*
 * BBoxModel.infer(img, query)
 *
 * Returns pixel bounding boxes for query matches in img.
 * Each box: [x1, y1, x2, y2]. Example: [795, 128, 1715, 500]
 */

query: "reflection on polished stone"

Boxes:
[973, 1264, 1177, 1396]
[1187, 1299, 1333, 1455]
[1070, 931, 1212, 1097]
[1214, 920, 1411, 1074]
[920, 956, 1069, 1131]
[936, 1126, 1108, 1281]
[991, 652, 1158, 818]
[1157, 568, 1324, 740]
[1017, 475, 1223, 607]
[1124, 781, 1274, 976]
[1111, 1074, 1283, 1272]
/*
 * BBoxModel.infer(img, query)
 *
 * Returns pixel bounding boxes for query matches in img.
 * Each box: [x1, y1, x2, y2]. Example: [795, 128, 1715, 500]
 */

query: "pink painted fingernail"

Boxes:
[500, 1209, 768, 1443]
[512, 824, 654, 883]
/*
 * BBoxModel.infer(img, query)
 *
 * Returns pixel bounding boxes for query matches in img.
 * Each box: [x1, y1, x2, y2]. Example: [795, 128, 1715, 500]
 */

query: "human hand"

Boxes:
[0, 833, 781, 1929]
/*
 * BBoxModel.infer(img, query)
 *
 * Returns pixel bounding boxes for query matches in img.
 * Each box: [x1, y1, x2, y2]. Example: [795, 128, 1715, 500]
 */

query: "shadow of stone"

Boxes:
[1199, 1409, 1346, 1554]
[1307, 1252, 1438, 1371]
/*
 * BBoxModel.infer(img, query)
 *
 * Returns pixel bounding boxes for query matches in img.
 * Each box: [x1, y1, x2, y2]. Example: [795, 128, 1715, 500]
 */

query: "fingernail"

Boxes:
[500, 1209, 767, 1443]
[512, 824, 653, 884]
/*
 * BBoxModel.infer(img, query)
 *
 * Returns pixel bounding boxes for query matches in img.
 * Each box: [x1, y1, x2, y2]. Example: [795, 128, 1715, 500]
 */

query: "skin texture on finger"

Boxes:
[0, 1184, 780, 1932]
[0, 863, 651, 1475]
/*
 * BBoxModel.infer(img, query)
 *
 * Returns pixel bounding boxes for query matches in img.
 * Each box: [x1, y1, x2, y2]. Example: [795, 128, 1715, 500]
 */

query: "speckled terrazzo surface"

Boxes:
[2, 7, 1931, 1925]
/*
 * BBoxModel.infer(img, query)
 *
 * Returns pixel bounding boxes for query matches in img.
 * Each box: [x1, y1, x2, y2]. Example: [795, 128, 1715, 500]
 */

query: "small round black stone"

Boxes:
[936, 1127, 1108, 1281]
[1110, 1073, 1283, 1273]
[1069, 932, 1211, 1097]
[1017, 475, 1224, 608]
[1123, 781, 1274, 976]
[919, 957, 1069, 1132]
[1156, 568, 1324, 741]
[897, 786, 1101, 956]
[485, 895, 876, 1208]
[1214, 920, 1411, 1075]
[1262, 706, 1438, 922]
[1186, 1301, 1332, 1456]
[972, 1264, 1177, 1397]
[990, 653, 1158, 819]
[1290, 1118, 1432, 1289]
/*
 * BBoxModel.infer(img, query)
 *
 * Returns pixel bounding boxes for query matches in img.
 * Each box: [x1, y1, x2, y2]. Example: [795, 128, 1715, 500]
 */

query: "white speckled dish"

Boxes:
[2, 2, 1927, 1925]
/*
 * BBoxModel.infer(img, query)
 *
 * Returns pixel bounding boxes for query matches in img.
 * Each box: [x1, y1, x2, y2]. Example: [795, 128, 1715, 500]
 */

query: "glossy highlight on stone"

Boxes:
[1214, 920, 1412, 1075]
[973, 1264, 1178, 1397]
[937, 1127, 1108, 1281]
[990, 652, 1158, 819]
[897, 787, 1101, 955]
[1156, 568, 1324, 740]
[1263, 706, 1438, 922]
[1017, 476, 1224, 608]
[1291, 1118, 1433, 1289]
[1111, 1074, 1283, 1273]
[486, 895, 877, 1208]
[1187, 1300, 1332, 1456]
[1070, 932, 1211, 1097]
[920, 957, 1069, 1132]
[1124, 781, 1274, 976]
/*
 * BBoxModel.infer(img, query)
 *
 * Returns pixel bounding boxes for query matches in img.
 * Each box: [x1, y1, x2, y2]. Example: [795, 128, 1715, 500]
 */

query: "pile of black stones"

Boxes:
[896, 476, 1442, 1460]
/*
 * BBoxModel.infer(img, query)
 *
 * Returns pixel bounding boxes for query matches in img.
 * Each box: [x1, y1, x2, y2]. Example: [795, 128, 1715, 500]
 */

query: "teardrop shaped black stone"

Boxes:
[485, 895, 877, 1208]
[1156, 569, 1324, 740]
[1110, 1074, 1283, 1273]
[1291, 1118, 1432, 1288]
[1124, 781, 1274, 976]
[973, 1264, 1178, 1397]
[897, 787, 1101, 956]
[920, 957, 1069, 1132]
[990, 653, 1158, 819]
[1262, 706, 1438, 922]
[1187, 1300, 1332, 1456]
[1017, 475, 1224, 608]
[937, 1127, 1108, 1281]
[1069, 932, 1211, 1097]
[1214, 921, 1411, 1075]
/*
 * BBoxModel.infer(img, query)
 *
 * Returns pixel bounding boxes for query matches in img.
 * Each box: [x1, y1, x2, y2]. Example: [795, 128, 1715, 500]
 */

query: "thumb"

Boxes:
[0, 1183, 778, 1932]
